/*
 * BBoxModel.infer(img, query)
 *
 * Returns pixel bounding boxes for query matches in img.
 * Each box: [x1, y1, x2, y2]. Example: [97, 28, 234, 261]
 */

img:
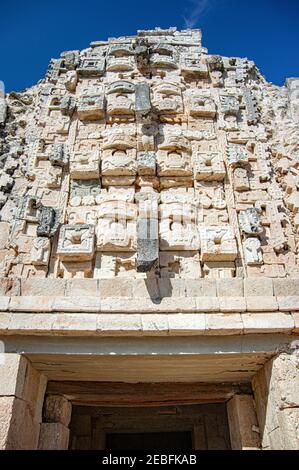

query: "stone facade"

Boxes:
[0, 27, 298, 450]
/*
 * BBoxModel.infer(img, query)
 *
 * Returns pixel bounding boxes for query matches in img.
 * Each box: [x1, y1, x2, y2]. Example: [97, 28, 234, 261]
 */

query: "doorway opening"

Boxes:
[106, 431, 192, 450]
[70, 403, 231, 450]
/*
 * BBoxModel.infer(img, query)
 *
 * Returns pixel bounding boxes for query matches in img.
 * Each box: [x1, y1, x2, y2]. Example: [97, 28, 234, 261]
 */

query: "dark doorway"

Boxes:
[106, 431, 192, 450]
[70, 403, 231, 450]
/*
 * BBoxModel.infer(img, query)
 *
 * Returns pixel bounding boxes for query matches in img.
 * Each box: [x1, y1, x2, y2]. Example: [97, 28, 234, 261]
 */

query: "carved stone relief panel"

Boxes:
[202, 261, 235, 278]
[200, 226, 238, 261]
[30, 237, 51, 266]
[243, 237, 263, 265]
[106, 55, 135, 72]
[106, 81, 135, 117]
[186, 89, 216, 117]
[181, 53, 208, 76]
[160, 251, 202, 278]
[70, 150, 100, 179]
[159, 199, 200, 251]
[193, 152, 226, 181]
[57, 224, 95, 260]
[157, 150, 192, 176]
[226, 143, 249, 167]
[94, 252, 136, 278]
[152, 82, 184, 115]
[137, 151, 156, 175]
[77, 56, 105, 76]
[239, 208, 263, 235]
[69, 179, 101, 206]
[77, 91, 105, 120]
[101, 149, 137, 176]
[96, 200, 137, 251]
[96, 218, 137, 252]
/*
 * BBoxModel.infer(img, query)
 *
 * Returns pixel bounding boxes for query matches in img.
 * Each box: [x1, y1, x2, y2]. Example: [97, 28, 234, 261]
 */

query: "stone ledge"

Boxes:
[242, 312, 294, 333]
[0, 277, 298, 300]
[0, 294, 298, 314]
[0, 277, 298, 314]
[0, 312, 296, 337]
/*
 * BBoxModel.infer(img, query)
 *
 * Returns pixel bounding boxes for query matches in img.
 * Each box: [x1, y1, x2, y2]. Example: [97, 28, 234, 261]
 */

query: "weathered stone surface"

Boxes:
[185, 279, 217, 297]
[252, 349, 299, 449]
[38, 423, 69, 450]
[136, 218, 159, 272]
[244, 278, 274, 297]
[216, 278, 244, 297]
[0, 396, 40, 450]
[273, 278, 299, 297]
[21, 278, 66, 296]
[43, 395, 72, 427]
[205, 313, 243, 335]
[0, 354, 46, 449]
[246, 296, 278, 312]
[227, 395, 260, 450]
[242, 312, 294, 333]
[0, 26, 299, 451]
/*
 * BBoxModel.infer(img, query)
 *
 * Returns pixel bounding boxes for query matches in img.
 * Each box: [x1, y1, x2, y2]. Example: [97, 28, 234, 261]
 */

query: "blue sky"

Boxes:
[0, 0, 298, 92]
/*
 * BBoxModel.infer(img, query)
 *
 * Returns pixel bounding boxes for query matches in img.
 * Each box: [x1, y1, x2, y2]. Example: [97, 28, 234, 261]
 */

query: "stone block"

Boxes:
[244, 278, 273, 297]
[52, 314, 97, 334]
[168, 313, 206, 335]
[273, 278, 299, 297]
[141, 314, 169, 334]
[7, 313, 56, 334]
[97, 314, 142, 335]
[133, 278, 160, 300]
[52, 297, 101, 312]
[185, 279, 217, 297]
[99, 279, 133, 298]
[227, 395, 260, 450]
[0, 278, 20, 296]
[22, 361, 47, 422]
[216, 278, 244, 297]
[0, 296, 10, 311]
[270, 352, 299, 409]
[242, 312, 294, 333]
[137, 218, 159, 272]
[252, 351, 299, 450]
[277, 296, 299, 311]
[158, 278, 186, 298]
[0, 396, 40, 449]
[219, 297, 246, 312]
[0, 354, 27, 397]
[9, 296, 53, 312]
[0, 222, 10, 249]
[292, 312, 299, 331]
[246, 296, 278, 312]
[157, 296, 198, 312]
[65, 279, 98, 297]
[43, 395, 72, 427]
[0, 313, 10, 330]
[38, 423, 70, 450]
[278, 408, 299, 450]
[205, 313, 243, 335]
[21, 278, 66, 296]
[195, 297, 220, 312]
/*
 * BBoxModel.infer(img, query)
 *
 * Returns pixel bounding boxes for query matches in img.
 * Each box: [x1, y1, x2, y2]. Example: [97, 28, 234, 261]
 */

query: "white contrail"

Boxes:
[183, 0, 211, 28]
